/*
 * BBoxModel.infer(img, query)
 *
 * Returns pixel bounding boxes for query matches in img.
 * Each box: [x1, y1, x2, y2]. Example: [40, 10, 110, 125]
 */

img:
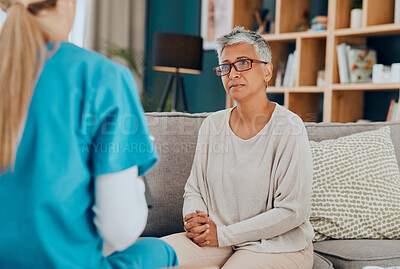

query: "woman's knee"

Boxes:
[138, 237, 177, 260]
[119, 237, 178, 268]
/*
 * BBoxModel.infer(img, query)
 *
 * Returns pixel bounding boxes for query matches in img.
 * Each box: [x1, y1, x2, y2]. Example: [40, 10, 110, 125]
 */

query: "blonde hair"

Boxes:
[0, 0, 56, 173]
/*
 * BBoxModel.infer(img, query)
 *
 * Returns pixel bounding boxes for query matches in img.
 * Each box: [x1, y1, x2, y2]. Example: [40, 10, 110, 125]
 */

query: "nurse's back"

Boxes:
[0, 40, 121, 268]
[0, 1, 178, 268]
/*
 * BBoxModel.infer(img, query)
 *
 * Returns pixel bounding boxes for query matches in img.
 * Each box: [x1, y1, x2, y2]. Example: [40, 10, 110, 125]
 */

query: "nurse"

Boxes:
[0, 0, 177, 268]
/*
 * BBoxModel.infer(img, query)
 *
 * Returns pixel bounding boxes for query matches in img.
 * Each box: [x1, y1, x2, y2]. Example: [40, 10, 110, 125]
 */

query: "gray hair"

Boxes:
[215, 27, 271, 63]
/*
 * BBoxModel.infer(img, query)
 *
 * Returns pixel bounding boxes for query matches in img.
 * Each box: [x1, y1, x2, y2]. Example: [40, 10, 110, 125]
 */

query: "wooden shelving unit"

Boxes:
[227, 0, 400, 122]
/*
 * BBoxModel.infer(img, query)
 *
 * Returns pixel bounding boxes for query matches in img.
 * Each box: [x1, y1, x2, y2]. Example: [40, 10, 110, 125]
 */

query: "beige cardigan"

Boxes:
[183, 104, 314, 253]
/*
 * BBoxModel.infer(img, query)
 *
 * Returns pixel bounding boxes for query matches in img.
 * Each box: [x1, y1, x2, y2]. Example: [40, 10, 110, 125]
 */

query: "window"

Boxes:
[0, 1, 87, 47]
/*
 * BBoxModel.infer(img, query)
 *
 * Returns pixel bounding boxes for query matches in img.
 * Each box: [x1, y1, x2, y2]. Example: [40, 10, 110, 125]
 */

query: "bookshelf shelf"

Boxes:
[226, 0, 400, 122]
[262, 31, 327, 41]
[269, 86, 325, 93]
[334, 24, 400, 37]
[267, 87, 286, 93]
[332, 83, 400, 91]
[295, 86, 325, 93]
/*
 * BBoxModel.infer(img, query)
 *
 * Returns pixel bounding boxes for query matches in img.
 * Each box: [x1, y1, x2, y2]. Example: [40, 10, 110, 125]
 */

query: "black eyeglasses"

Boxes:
[213, 59, 269, 77]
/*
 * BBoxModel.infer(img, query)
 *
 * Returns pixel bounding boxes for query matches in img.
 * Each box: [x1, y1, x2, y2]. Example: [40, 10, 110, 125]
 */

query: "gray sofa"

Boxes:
[108, 112, 400, 269]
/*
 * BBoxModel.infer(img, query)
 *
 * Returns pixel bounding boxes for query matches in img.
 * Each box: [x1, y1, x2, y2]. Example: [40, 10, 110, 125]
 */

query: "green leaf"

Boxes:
[104, 42, 144, 80]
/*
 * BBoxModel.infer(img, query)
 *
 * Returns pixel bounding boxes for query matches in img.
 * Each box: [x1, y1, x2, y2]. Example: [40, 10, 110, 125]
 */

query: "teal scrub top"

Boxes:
[0, 42, 158, 268]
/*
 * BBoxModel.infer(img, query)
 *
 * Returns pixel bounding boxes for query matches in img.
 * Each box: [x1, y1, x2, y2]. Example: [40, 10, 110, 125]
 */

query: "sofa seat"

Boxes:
[314, 240, 400, 269]
[314, 253, 334, 269]
[103, 242, 333, 269]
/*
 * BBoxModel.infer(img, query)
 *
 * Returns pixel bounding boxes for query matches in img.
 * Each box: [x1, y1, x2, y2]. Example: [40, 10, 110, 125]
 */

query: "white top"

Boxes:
[93, 166, 148, 251]
[183, 104, 314, 253]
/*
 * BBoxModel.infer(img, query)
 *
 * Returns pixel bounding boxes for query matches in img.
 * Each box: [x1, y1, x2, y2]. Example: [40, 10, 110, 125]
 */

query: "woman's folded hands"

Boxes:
[184, 210, 218, 247]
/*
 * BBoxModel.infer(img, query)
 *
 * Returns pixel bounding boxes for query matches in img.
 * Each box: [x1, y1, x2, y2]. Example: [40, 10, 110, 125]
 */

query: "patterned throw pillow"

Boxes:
[309, 126, 400, 241]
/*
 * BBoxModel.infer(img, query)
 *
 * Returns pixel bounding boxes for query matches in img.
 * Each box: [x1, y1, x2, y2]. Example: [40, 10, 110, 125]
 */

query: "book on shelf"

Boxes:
[283, 53, 293, 87]
[275, 61, 286, 87]
[336, 43, 350, 83]
[394, 101, 400, 121]
[309, 15, 327, 31]
[386, 99, 396, 121]
[282, 51, 297, 87]
[336, 43, 377, 83]
[386, 99, 400, 122]
[289, 50, 298, 87]
[390, 102, 399, 121]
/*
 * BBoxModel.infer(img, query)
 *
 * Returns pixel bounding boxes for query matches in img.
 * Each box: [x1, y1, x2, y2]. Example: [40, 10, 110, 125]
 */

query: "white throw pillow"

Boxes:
[309, 126, 400, 241]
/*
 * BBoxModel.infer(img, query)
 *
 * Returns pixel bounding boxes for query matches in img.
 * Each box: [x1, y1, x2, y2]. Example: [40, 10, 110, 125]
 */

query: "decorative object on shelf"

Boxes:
[372, 63, 400, 84]
[270, 21, 275, 34]
[355, 119, 372, 123]
[336, 43, 377, 83]
[201, 0, 233, 50]
[347, 45, 377, 83]
[317, 69, 326, 87]
[152, 32, 203, 112]
[309, 16, 327, 31]
[253, 9, 270, 34]
[296, 10, 310, 32]
[396, 0, 400, 24]
[350, 0, 362, 28]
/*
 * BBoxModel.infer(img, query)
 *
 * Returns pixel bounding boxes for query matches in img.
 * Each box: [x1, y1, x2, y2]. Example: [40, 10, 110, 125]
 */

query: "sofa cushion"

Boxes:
[143, 112, 209, 237]
[314, 240, 400, 269]
[304, 121, 400, 169]
[309, 126, 400, 241]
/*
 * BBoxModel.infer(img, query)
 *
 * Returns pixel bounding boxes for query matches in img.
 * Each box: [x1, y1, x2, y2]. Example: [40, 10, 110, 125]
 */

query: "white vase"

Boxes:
[350, 8, 362, 28]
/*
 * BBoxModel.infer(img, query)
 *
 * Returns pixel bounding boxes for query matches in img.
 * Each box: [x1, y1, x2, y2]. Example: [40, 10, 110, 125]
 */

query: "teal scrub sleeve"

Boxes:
[89, 66, 158, 178]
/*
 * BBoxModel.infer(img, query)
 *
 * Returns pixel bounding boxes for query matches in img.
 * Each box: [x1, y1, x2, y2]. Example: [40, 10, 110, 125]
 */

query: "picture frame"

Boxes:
[201, 0, 233, 50]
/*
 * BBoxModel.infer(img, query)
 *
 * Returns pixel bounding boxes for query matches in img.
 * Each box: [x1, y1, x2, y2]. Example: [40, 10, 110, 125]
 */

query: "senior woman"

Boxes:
[162, 27, 314, 268]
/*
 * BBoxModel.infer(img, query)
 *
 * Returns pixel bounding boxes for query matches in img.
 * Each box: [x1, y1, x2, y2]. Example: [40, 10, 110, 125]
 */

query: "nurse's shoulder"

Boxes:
[49, 41, 131, 79]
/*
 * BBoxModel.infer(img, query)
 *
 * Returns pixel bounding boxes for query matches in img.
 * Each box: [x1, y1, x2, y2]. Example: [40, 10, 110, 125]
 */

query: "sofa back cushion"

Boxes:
[142, 113, 208, 237]
[142, 112, 400, 237]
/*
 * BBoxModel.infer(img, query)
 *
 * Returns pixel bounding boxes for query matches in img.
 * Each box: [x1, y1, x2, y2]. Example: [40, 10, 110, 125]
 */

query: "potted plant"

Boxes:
[105, 42, 172, 111]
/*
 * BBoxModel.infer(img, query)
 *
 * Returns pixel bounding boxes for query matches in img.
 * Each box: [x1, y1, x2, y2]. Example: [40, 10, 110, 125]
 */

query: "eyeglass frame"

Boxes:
[213, 58, 269, 77]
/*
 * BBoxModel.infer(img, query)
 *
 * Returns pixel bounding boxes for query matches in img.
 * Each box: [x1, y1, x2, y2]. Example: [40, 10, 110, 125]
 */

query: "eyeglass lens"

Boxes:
[215, 59, 252, 76]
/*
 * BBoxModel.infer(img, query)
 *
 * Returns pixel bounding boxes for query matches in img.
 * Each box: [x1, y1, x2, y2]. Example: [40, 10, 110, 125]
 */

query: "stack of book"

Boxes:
[386, 99, 400, 121]
[310, 16, 327, 31]
[336, 43, 377, 83]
